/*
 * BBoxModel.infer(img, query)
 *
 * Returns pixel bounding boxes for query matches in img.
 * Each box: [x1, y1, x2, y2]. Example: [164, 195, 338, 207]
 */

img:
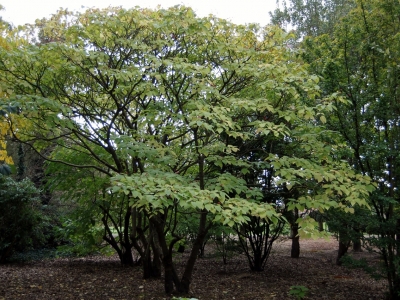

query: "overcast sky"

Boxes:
[1, 0, 278, 27]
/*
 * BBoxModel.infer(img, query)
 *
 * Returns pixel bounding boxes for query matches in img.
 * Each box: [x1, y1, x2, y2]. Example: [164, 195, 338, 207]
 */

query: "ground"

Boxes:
[0, 237, 387, 299]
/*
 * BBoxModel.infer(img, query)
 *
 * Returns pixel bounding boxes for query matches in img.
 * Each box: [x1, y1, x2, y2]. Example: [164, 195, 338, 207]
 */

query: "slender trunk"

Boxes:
[352, 238, 362, 252]
[101, 205, 135, 266]
[396, 219, 400, 257]
[163, 252, 181, 294]
[291, 208, 300, 258]
[141, 218, 162, 278]
[131, 212, 147, 260]
[179, 210, 209, 294]
[153, 150, 211, 295]
[382, 248, 394, 299]
[238, 218, 282, 272]
[17, 143, 25, 181]
[388, 243, 399, 300]
[122, 206, 134, 266]
[336, 235, 350, 266]
[291, 225, 300, 258]
[198, 240, 207, 258]
[178, 151, 210, 294]
[151, 231, 162, 278]
[142, 231, 153, 279]
[131, 211, 162, 278]
[131, 207, 137, 241]
[152, 215, 181, 293]
[318, 220, 324, 232]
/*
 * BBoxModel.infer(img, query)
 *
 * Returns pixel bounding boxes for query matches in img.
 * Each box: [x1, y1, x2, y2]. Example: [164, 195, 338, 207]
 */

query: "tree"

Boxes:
[270, 0, 356, 38]
[0, 5, 373, 295]
[0, 6, 14, 174]
[269, 0, 362, 262]
[0, 5, 33, 177]
[302, 0, 400, 297]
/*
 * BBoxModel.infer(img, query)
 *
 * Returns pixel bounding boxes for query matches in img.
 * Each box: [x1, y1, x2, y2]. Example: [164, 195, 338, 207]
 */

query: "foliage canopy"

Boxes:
[0, 5, 374, 294]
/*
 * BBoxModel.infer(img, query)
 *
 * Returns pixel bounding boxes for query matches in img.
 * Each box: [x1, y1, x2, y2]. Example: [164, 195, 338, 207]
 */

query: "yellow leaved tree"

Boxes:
[0, 5, 28, 174]
[0, 5, 13, 173]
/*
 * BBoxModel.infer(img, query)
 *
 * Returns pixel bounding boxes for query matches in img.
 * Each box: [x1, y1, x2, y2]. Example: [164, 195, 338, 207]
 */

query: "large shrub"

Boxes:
[0, 174, 44, 263]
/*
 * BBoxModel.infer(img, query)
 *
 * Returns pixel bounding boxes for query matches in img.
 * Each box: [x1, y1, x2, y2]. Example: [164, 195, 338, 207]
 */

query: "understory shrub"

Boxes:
[0, 175, 44, 263]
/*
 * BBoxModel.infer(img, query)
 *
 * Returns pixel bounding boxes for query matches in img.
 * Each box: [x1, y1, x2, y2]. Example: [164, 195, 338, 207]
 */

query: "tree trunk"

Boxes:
[291, 226, 300, 258]
[163, 252, 181, 294]
[121, 246, 135, 266]
[252, 249, 264, 271]
[121, 207, 135, 266]
[318, 220, 324, 232]
[151, 235, 162, 278]
[198, 240, 207, 258]
[179, 210, 209, 294]
[396, 219, 400, 257]
[178, 153, 210, 294]
[152, 214, 182, 293]
[238, 218, 284, 272]
[352, 227, 362, 252]
[142, 244, 152, 279]
[102, 215, 134, 266]
[336, 236, 350, 266]
[141, 220, 162, 278]
[291, 208, 300, 258]
[352, 239, 362, 252]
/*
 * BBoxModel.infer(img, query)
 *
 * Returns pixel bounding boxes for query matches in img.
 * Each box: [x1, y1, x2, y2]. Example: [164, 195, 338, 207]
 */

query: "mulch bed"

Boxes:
[0, 237, 387, 299]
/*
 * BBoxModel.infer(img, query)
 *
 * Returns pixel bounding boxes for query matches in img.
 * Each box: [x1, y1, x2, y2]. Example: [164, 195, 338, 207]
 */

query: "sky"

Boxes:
[1, 0, 278, 27]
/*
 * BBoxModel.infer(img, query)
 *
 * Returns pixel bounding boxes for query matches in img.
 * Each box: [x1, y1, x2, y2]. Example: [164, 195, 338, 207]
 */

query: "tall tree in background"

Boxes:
[301, 0, 400, 298]
[270, 0, 356, 37]
[0, 5, 14, 175]
[269, 0, 359, 261]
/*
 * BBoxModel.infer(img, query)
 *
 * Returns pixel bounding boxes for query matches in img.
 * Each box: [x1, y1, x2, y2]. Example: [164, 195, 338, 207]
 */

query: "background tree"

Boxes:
[0, 6, 15, 175]
[300, 0, 400, 298]
[270, 0, 356, 38]
[270, 0, 373, 262]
